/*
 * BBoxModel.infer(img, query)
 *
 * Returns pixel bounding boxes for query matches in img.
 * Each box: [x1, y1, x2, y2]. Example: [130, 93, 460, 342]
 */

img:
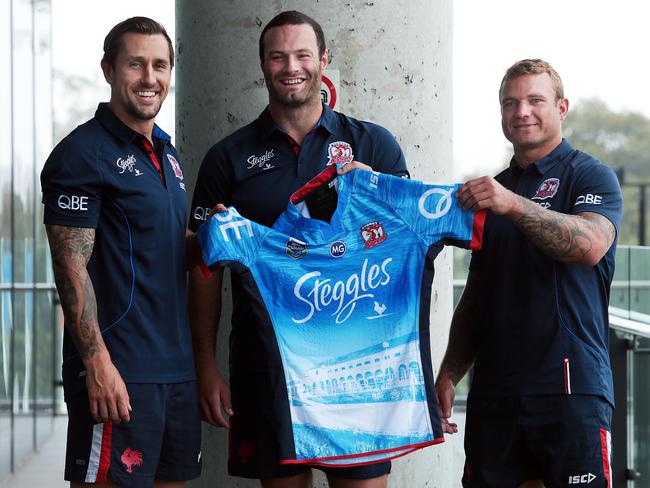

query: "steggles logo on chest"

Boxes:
[116, 155, 142, 176]
[292, 257, 393, 324]
[247, 149, 275, 171]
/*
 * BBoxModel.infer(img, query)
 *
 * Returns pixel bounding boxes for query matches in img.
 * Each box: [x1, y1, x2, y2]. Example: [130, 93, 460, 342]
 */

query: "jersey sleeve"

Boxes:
[378, 173, 485, 249]
[570, 161, 622, 231]
[188, 143, 235, 232]
[365, 123, 410, 178]
[196, 207, 267, 274]
[40, 137, 103, 228]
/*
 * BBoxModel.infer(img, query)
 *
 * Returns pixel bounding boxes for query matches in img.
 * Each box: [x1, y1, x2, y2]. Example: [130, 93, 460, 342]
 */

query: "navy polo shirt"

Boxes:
[189, 103, 408, 230]
[189, 103, 408, 377]
[41, 103, 195, 399]
[469, 139, 622, 406]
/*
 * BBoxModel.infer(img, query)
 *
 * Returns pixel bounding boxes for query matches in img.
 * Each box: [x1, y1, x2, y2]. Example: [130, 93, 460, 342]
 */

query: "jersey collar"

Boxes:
[257, 102, 337, 140]
[95, 103, 171, 145]
[510, 138, 573, 176]
[274, 165, 350, 241]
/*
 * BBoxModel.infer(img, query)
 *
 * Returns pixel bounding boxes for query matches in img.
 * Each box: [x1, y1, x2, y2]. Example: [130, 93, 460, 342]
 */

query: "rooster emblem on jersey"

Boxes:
[121, 448, 143, 474]
[327, 141, 354, 165]
[367, 301, 393, 320]
[166, 154, 184, 180]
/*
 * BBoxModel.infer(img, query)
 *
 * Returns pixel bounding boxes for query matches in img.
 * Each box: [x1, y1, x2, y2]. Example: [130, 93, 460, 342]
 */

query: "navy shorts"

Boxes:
[64, 381, 202, 487]
[463, 395, 612, 488]
[228, 371, 390, 481]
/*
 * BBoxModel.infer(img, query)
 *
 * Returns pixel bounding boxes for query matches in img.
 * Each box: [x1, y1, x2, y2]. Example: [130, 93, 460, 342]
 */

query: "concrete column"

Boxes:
[177, 1, 460, 486]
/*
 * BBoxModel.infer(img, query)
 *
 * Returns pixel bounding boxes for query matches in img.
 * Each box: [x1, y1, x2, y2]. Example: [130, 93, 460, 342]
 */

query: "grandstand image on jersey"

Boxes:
[197, 165, 485, 466]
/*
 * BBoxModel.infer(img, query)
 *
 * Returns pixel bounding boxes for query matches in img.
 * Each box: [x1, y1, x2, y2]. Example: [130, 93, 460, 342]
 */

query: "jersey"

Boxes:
[197, 165, 486, 466]
[469, 139, 622, 406]
[41, 103, 195, 399]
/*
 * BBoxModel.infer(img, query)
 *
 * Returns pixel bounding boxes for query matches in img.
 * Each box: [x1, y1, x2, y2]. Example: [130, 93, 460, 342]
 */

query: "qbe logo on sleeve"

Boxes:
[58, 194, 88, 211]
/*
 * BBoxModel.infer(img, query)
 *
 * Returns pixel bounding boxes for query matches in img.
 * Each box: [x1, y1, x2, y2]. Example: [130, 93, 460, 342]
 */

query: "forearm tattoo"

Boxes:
[515, 199, 614, 262]
[46, 225, 102, 360]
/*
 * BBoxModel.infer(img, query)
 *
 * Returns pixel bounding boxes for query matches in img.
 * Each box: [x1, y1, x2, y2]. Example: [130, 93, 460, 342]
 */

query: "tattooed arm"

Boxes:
[46, 224, 131, 423]
[435, 269, 481, 434]
[457, 176, 616, 266]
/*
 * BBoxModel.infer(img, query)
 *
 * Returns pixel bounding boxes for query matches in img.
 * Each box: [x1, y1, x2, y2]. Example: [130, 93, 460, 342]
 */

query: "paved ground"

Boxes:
[0, 416, 67, 488]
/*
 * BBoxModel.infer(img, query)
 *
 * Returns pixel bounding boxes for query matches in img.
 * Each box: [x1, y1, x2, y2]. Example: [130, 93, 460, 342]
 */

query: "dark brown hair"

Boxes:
[102, 16, 174, 68]
[259, 10, 326, 62]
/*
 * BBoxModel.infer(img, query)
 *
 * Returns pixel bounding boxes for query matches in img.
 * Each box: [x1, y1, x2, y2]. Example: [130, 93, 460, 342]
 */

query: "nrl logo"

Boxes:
[327, 141, 353, 165]
[286, 237, 308, 260]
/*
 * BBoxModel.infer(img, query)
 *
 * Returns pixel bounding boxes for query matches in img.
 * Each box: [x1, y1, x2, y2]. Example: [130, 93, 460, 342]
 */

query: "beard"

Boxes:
[124, 95, 163, 121]
[264, 71, 322, 108]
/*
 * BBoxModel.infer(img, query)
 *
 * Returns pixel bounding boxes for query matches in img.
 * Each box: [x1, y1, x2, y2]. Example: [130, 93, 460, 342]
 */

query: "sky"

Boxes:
[453, 0, 650, 178]
[51, 0, 650, 179]
[50, 0, 175, 135]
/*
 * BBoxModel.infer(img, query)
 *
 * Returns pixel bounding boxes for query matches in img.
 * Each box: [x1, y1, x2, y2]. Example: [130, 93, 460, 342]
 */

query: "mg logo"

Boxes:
[330, 240, 346, 258]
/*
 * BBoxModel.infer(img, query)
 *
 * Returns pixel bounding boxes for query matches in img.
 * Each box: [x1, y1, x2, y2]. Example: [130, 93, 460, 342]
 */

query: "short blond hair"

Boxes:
[499, 59, 564, 102]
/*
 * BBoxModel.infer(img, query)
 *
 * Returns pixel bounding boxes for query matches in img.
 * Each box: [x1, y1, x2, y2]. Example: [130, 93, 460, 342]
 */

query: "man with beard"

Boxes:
[188, 10, 408, 488]
[41, 17, 200, 487]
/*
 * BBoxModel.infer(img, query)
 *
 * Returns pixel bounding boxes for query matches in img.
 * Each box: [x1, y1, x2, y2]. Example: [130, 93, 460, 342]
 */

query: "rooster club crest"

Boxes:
[360, 221, 387, 248]
[532, 177, 560, 200]
[286, 237, 308, 260]
[327, 141, 354, 165]
[167, 154, 184, 180]
[121, 448, 143, 474]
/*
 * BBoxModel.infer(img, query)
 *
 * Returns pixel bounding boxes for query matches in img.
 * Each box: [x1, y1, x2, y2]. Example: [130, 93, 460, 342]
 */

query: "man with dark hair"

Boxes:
[41, 17, 201, 487]
[189, 9, 408, 488]
[435, 59, 622, 487]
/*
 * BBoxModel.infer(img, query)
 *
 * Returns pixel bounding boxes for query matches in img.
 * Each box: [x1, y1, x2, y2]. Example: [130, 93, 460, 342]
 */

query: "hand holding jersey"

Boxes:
[437, 59, 621, 488]
[457, 175, 616, 265]
[196, 166, 485, 466]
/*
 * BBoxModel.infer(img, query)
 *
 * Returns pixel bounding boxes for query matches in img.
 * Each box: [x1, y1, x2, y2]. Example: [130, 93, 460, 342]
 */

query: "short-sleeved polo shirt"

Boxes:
[189, 103, 408, 230]
[469, 139, 622, 406]
[41, 103, 195, 399]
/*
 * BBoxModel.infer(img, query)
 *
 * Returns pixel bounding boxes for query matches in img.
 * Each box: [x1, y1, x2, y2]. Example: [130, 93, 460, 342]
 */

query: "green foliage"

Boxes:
[564, 98, 650, 244]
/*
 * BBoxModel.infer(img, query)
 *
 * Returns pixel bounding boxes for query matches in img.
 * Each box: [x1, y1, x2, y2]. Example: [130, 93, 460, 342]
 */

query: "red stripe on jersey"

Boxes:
[96, 422, 113, 483]
[141, 138, 166, 183]
[290, 164, 338, 204]
[563, 358, 572, 394]
[600, 428, 612, 488]
[285, 134, 301, 156]
[280, 437, 444, 466]
[470, 209, 487, 250]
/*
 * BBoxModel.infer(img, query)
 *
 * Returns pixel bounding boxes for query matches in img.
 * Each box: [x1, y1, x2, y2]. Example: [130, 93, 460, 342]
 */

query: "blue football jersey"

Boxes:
[197, 165, 485, 466]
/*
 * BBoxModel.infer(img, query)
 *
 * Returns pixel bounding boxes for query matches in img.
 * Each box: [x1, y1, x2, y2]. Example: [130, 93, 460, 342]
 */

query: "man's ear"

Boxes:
[100, 59, 113, 85]
[321, 49, 329, 70]
[559, 97, 569, 120]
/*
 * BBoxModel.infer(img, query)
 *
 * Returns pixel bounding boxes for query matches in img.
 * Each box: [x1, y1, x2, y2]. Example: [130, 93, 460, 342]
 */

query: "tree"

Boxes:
[564, 98, 650, 245]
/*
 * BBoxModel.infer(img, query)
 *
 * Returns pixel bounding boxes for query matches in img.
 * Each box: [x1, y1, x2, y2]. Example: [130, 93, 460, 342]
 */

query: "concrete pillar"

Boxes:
[177, 1, 460, 486]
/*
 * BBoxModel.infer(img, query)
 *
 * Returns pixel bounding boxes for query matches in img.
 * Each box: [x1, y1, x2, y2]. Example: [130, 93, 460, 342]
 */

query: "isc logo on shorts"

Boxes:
[568, 473, 596, 484]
